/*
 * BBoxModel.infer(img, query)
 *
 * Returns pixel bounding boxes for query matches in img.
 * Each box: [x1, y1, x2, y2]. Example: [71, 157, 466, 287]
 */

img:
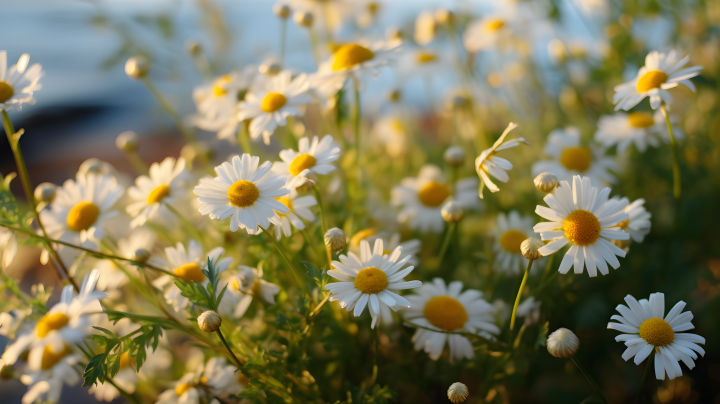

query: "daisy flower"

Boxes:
[463, 14, 515, 53]
[0, 51, 43, 111]
[349, 229, 421, 266]
[88, 351, 139, 401]
[613, 50, 702, 111]
[219, 265, 280, 318]
[151, 241, 232, 311]
[532, 127, 618, 186]
[19, 351, 82, 404]
[405, 278, 499, 362]
[610, 196, 652, 243]
[272, 135, 341, 190]
[270, 194, 317, 240]
[492, 210, 537, 275]
[594, 112, 663, 153]
[475, 122, 527, 198]
[325, 239, 422, 328]
[0, 226, 17, 270]
[392, 165, 480, 233]
[607, 293, 705, 380]
[371, 115, 409, 158]
[194, 154, 290, 234]
[156, 357, 243, 404]
[126, 157, 187, 228]
[40, 173, 125, 247]
[236, 71, 312, 145]
[533, 176, 630, 277]
[95, 226, 157, 291]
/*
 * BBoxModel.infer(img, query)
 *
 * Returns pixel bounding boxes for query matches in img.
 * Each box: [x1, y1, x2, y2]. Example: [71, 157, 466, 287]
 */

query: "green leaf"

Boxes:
[303, 261, 329, 290]
[82, 352, 110, 387]
[535, 320, 550, 348]
[174, 279, 213, 309]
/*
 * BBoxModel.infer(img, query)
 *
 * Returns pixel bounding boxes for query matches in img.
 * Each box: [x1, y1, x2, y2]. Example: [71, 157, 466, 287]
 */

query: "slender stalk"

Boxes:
[258, 225, 308, 294]
[308, 293, 331, 317]
[141, 78, 195, 142]
[571, 355, 609, 404]
[539, 253, 555, 285]
[215, 329, 243, 368]
[637, 351, 654, 404]
[509, 259, 533, 340]
[311, 187, 332, 268]
[532, 271, 559, 297]
[352, 76, 361, 159]
[237, 123, 252, 155]
[165, 203, 206, 248]
[660, 105, 681, 200]
[368, 325, 379, 387]
[437, 222, 457, 263]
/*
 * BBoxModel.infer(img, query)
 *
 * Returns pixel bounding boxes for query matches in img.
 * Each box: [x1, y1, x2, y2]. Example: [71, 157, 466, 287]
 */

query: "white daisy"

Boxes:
[610, 196, 652, 243]
[405, 278, 500, 362]
[475, 122, 527, 198]
[0, 51, 43, 111]
[325, 239, 422, 328]
[88, 351, 139, 402]
[463, 14, 516, 53]
[0, 226, 17, 270]
[594, 112, 663, 153]
[272, 135, 341, 190]
[19, 351, 81, 404]
[126, 157, 187, 228]
[236, 71, 312, 145]
[607, 293, 705, 380]
[95, 226, 157, 291]
[194, 154, 290, 234]
[349, 229, 421, 266]
[613, 50, 702, 111]
[371, 115, 409, 158]
[218, 265, 280, 319]
[532, 127, 618, 186]
[533, 175, 630, 277]
[270, 194, 317, 240]
[156, 357, 243, 404]
[0, 308, 31, 340]
[40, 173, 125, 248]
[492, 210, 537, 275]
[392, 164, 481, 233]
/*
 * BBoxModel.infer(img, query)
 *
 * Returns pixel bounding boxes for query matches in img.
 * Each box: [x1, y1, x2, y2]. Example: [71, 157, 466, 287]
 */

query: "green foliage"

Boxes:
[0, 172, 18, 224]
[174, 257, 227, 310]
[303, 260, 330, 290]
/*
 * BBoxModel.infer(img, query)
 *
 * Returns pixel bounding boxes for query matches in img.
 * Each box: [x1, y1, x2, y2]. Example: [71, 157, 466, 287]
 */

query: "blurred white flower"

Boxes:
[475, 122, 527, 198]
[0, 51, 43, 111]
[272, 135, 341, 190]
[219, 265, 280, 318]
[126, 157, 187, 228]
[492, 211, 537, 275]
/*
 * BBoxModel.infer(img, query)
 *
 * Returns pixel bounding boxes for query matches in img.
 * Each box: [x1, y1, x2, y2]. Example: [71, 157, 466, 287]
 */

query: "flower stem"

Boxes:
[124, 149, 149, 175]
[141, 78, 195, 142]
[637, 351, 654, 404]
[369, 325, 379, 387]
[571, 355, 608, 404]
[237, 123, 252, 155]
[312, 187, 332, 268]
[660, 105, 681, 200]
[352, 75, 361, 159]
[509, 259, 533, 340]
[215, 328, 243, 368]
[259, 225, 308, 294]
[437, 222, 457, 263]
[539, 253, 555, 285]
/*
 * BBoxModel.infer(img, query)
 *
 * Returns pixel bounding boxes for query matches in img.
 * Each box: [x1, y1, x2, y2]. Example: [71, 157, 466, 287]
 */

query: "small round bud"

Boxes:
[185, 40, 202, 56]
[295, 176, 317, 193]
[132, 248, 150, 263]
[293, 11, 314, 27]
[273, 4, 291, 19]
[441, 201, 464, 223]
[547, 327, 580, 358]
[520, 237, 544, 260]
[34, 183, 56, 204]
[116, 131, 139, 152]
[125, 56, 151, 79]
[324, 228, 346, 252]
[259, 61, 282, 76]
[444, 146, 465, 167]
[198, 310, 222, 333]
[447, 382, 469, 403]
[80, 158, 103, 174]
[534, 172, 560, 193]
[435, 9, 455, 25]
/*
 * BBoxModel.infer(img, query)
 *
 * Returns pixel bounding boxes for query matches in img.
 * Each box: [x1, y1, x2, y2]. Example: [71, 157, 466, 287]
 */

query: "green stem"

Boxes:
[369, 325, 379, 387]
[165, 203, 206, 249]
[660, 105, 681, 200]
[509, 259, 533, 339]
[637, 351, 654, 404]
[539, 253, 555, 285]
[124, 150, 148, 175]
[532, 271, 559, 297]
[215, 329, 243, 368]
[259, 225, 308, 294]
[571, 355, 609, 404]
[312, 187, 332, 268]
[237, 123, 252, 155]
[352, 76, 361, 159]
[141, 78, 195, 142]
[437, 222, 457, 263]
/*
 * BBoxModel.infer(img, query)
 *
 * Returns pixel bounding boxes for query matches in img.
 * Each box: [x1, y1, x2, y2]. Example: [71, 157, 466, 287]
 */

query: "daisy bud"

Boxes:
[447, 382, 469, 403]
[547, 327, 580, 358]
[441, 201, 464, 223]
[533, 172, 559, 193]
[132, 248, 150, 263]
[125, 56, 151, 80]
[324, 228, 346, 252]
[259, 61, 282, 76]
[198, 310, 222, 333]
[293, 11, 314, 27]
[295, 176, 316, 193]
[435, 9, 455, 25]
[80, 158, 103, 174]
[520, 237, 544, 260]
[116, 130, 139, 152]
[185, 40, 202, 56]
[34, 183, 56, 204]
[444, 146, 465, 167]
[273, 3, 291, 19]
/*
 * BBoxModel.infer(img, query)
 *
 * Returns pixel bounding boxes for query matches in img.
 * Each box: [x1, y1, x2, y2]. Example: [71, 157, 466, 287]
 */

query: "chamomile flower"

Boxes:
[272, 135, 341, 190]
[88, 352, 139, 401]
[610, 196, 651, 243]
[126, 157, 187, 228]
[475, 122, 527, 198]
[371, 115, 409, 157]
[270, 194, 317, 240]
[219, 265, 280, 318]
[0, 226, 17, 270]
[194, 154, 290, 234]
[532, 127, 618, 186]
[0, 51, 44, 111]
[613, 50, 702, 111]
[20, 351, 81, 404]
[349, 229, 421, 266]
[151, 241, 232, 311]
[95, 227, 157, 291]
[236, 71, 312, 145]
[463, 14, 515, 53]
[157, 357, 243, 404]
[533, 176, 630, 277]
[492, 211, 537, 274]
[405, 278, 499, 362]
[607, 293, 705, 380]
[325, 239, 422, 328]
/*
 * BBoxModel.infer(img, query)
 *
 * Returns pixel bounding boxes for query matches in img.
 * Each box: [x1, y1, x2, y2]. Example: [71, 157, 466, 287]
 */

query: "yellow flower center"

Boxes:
[213, 75, 231, 97]
[499, 229, 527, 253]
[416, 51, 437, 64]
[260, 92, 287, 113]
[636, 70, 668, 93]
[354, 267, 388, 294]
[627, 112, 655, 128]
[175, 383, 192, 396]
[615, 218, 630, 230]
[119, 351, 136, 369]
[36, 313, 70, 338]
[173, 263, 206, 283]
[350, 229, 378, 248]
[485, 19, 505, 32]
[559, 147, 592, 172]
[417, 181, 451, 207]
[66, 201, 100, 232]
[147, 184, 170, 204]
[332, 44, 375, 71]
[382, 249, 393, 255]
[232, 278, 241, 291]
[639, 317, 674, 347]
[41, 344, 70, 370]
[275, 196, 292, 216]
[251, 279, 263, 297]
[424, 296, 468, 331]
[227, 180, 260, 208]
[563, 209, 601, 246]
[0, 81, 14, 103]
[288, 153, 317, 176]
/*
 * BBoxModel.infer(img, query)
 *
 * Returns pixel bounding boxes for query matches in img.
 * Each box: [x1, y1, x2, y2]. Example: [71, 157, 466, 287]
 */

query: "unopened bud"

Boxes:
[34, 183, 56, 203]
[520, 237, 544, 260]
[547, 327, 580, 358]
[295, 176, 317, 193]
[198, 310, 222, 332]
[125, 56, 151, 79]
[80, 158, 103, 174]
[534, 172, 559, 193]
[447, 382, 469, 403]
[273, 4, 291, 19]
[441, 201, 464, 223]
[116, 131, 139, 152]
[444, 146, 465, 167]
[294, 11, 314, 27]
[324, 228, 346, 252]
[132, 248, 150, 263]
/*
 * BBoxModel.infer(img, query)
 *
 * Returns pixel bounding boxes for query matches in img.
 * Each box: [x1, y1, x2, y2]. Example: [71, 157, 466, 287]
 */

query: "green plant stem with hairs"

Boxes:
[509, 258, 534, 344]
[258, 225, 308, 294]
[215, 328, 243, 368]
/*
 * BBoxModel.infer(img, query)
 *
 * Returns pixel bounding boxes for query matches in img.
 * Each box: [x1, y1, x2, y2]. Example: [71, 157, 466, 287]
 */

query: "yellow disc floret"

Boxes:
[175, 383, 192, 396]
[559, 147, 592, 172]
[36, 312, 70, 338]
[563, 209, 601, 246]
[41, 344, 70, 370]
[615, 218, 630, 230]
[288, 153, 317, 176]
[484, 19, 505, 32]
[354, 267, 388, 294]
[66, 201, 100, 231]
[418, 181, 451, 207]
[147, 184, 170, 204]
[627, 112, 655, 128]
[0, 81, 14, 103]
[261, 92, 287, 113]
[424, 296, 468, 331]
[636, 70, 669, 93]
[174, 263, 206, 283]
[639, 317, 674, 347]
[227, 180, 260, 208]
[119, 351, 136, 369]
[213, 75, 231, 97]
[275, 196, 292, 216]
[332, 44, 375, 71]
[499, 229, 527, 253]
[416, 51, 437, 64]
